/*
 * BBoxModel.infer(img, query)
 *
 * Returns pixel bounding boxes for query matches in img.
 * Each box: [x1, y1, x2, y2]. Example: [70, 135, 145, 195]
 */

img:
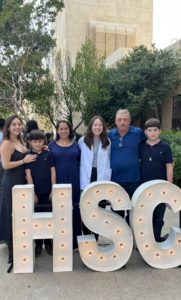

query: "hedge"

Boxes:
[161, 130, 181, 187]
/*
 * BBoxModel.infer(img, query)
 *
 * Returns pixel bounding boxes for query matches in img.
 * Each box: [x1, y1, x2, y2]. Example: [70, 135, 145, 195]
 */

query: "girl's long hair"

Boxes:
[84, 116, 109, 149]
[4, 115, 24, 144]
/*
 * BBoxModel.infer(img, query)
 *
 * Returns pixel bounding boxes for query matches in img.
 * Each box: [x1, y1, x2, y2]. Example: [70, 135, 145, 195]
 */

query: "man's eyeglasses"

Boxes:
[119, 136, 123, 147]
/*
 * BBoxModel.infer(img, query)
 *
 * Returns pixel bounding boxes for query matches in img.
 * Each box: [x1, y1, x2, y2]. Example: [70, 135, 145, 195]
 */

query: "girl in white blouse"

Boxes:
[78, 116, 111, 190]
[78, 116, 111, 235]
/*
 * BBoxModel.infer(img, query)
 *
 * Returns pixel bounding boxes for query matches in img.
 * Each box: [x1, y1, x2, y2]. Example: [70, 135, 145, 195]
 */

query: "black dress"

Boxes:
[0, 150, 26, 247]
[0, 162, 4, 243]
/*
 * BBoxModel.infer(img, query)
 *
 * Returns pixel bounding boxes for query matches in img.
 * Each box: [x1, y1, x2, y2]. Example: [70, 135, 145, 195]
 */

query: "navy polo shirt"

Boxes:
[25, 150, 55, 194]
[109, 126, 146, 183]
[140, 140, 173, 182]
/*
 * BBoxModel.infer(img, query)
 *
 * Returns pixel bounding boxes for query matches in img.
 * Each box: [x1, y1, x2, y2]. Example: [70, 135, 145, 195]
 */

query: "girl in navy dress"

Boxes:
[48, 120, 81, 249]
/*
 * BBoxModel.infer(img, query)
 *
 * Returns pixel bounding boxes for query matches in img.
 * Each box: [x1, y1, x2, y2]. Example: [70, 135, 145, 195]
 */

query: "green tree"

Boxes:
[26, 76, 58, 127]
[100, 45, 181, 127]
[0, 0, 64, 120]
[56, 40, 110, 130]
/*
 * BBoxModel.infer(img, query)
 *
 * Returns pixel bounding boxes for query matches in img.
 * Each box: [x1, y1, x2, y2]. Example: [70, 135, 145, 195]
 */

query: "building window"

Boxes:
[172, 94, 181, 129]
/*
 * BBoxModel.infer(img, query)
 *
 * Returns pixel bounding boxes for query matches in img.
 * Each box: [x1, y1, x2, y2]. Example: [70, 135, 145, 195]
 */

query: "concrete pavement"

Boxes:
[0, 210, 180, 300]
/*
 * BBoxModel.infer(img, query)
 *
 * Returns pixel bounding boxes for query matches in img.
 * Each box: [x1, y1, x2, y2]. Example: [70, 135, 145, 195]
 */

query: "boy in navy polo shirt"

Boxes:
[25, 130, 56, 257]
[140, 118, 173, 242]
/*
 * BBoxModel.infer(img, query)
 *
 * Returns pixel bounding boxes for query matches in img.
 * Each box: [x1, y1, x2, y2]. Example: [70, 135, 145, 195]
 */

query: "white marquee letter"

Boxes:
[78, 181, 133, 272]
[13, 184, 72, 273]
[130, 180, 181, 268]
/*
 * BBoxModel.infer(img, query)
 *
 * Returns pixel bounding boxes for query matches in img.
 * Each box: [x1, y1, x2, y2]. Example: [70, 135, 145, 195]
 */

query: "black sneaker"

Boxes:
[158, 233, 169, 242]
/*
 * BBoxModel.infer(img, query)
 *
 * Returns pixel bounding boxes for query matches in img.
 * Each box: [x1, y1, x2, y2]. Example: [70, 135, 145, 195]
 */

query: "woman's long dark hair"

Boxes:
[56, 120, 74, 141]
[84, 116, 110, 149]
[4, 114, 24, 144]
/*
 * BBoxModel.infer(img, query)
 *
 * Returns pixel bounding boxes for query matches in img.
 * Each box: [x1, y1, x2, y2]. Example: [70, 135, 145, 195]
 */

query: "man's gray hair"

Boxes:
[116, 109, 131, 119]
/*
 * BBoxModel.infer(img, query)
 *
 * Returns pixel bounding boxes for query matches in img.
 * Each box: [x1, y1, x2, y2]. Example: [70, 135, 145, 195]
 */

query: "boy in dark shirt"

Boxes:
[140, 118, 173, 242]
[25, 130, 56, 257]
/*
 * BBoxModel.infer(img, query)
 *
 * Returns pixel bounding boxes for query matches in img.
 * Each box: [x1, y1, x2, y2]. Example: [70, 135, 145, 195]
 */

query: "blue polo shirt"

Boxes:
[140, 140, 173, 182]
[25, 150, 55, 194]
[109, 126, 146, 183]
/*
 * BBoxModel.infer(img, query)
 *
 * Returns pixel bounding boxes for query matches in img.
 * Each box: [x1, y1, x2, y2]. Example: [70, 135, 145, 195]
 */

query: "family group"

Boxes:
[0, 109, 173, 270]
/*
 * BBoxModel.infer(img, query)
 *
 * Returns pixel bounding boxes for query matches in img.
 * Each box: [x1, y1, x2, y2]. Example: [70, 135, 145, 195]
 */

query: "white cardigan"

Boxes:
[78, 136, 112, 190]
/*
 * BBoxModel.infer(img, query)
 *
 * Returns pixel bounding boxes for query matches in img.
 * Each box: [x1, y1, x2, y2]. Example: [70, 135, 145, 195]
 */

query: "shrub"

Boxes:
[161, 130, 181, 187]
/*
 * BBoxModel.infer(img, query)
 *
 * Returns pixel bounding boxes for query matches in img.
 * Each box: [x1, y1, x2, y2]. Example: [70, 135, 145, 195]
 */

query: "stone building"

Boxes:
[162, 39, 181, 130]
[53, 0, 153, 66]
[52, 0, 153, 131]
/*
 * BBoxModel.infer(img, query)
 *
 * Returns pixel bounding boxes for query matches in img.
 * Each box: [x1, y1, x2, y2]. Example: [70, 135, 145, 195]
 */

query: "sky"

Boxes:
[153, 0, 181, 49]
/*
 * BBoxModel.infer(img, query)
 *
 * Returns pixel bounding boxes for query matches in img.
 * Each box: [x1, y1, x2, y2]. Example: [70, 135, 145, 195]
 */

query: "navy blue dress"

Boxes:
[48, 141, 81, 248]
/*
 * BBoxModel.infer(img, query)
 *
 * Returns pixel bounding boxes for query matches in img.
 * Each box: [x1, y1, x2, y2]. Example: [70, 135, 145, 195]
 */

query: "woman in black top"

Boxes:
[0, 115, 36, 265]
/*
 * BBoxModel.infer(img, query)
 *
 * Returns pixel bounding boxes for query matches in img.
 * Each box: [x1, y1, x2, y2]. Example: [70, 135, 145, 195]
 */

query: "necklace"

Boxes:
[58, 139, 71, 147]
[146, 145, 153, 162]
[12, 139, 26, 152]
[146, 140, 159, 162]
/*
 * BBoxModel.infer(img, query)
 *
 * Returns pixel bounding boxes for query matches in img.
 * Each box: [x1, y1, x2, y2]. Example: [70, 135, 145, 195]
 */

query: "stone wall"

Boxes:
[54, 0, 153, 64]
[52, 0, 153, 132]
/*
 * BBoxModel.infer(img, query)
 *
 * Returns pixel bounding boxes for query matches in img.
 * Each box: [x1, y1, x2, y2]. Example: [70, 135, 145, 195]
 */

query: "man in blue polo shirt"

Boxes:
[109, 109, 145, 205]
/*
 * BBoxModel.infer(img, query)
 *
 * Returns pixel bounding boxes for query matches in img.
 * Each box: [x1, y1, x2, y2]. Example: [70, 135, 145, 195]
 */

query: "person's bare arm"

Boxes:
[166, 163, 173, 183]
[25, 169, 33, 184]
[49, 167, 56, 201]
[51, 166, 56, 185]
[1, 141, 24, 169]
[1, 141, 37, 170]
[25, 169, 38, 205]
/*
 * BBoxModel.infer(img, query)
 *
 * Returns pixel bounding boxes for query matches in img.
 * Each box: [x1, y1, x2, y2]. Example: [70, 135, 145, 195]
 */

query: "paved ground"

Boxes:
[0, 210, 181, 300]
